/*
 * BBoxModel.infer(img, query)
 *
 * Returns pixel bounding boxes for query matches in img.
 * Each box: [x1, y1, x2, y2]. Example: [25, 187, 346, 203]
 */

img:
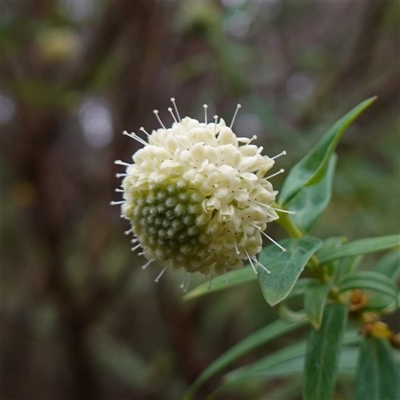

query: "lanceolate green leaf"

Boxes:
[368, 252, 400, 310]
[183, 266, 255, 301]
[374, 251, 400, 279]
[318, 236, 347, 255]
[258, 237, 322, 306]
[304, 281, 331, 329]
[333, 255, 363, 283]
[210, 341, 308, 398]
[336, 271, 398, 301]
[303, 303, 348, 400]
[317, 234, 400, 264]
[209, 329, 359, 398]
[356, 337, 400, 400]
[287, 154, 337, 232]
[252, 346, 359, 379]
[183, 318, 307, 399]
[279, 97, 377, 205]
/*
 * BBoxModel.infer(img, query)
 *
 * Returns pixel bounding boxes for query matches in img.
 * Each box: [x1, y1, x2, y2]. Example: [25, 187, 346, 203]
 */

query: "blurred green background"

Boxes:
[2, 1, 399, 399]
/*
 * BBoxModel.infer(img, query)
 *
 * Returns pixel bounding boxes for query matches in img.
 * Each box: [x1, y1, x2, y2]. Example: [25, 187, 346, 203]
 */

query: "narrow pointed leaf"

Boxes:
[374, 251, 400, 279]
[279, 97, 376, 205]
[288, 154, 337, 232]
[183, 318, 307, 398]
[304, 281, 331, 329]
[210, 329, 359, 397]
[318, 236, 347, 255]
[368, 251, 400, 310]
[211, 341, 307, 398]
[252, 346, 359, 379]
[303, 303, 348, 400]
[337, 271, 398, 301]
[227, 341, 307, 381]
[356, 337, 400, 400]
[183, 266, 255, 301]
[317, 234, 400, 264]
[258, 237, 322, 306]
[333, 255, 363, 282]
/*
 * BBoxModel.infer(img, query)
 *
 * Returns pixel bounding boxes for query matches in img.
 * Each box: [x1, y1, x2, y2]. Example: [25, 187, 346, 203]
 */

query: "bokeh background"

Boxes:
[2, 1, 399, 399]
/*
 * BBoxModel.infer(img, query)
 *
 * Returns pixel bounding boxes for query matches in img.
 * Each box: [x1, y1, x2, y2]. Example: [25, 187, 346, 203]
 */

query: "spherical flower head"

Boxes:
[116, 103, 282, 277]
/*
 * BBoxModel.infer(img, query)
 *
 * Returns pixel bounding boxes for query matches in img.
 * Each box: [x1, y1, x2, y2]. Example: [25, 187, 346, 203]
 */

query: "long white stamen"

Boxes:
[168, 107, 178, 124]
[124, 229, 132, 235]
[123, 131, 148, 147]
[266, 169, 285, 180]
[230, 104, 241, 129]
[115, 188, 124, 192]
[170, 98, 181, 122]
[261, 231, 286, 252]
[254, 201, 272, 209]
[115, 173, 127, 178]
[139, 127, 150, 137]
[250, 221, 262, 230]
[142, 259, 154, 270]
[155, 266, 168, 282]
[274, 207, 296, 215]
[271, 150, 287, 160]
[234, 242, 240, 255]
[252, 256, 271, 274]
[207, 268, 214, 290]
[214, 115, 219, 134]
[239, 135, 257, 146]
[138, 251, 145, 256]
[140, 127, 160, 146]
[247, 135, 257, 145]
[110, 200, 125, 205]
[131, 238, 138, 243]
[153, 110, 166, 129]
[203, 104, 208, 124]
[131, 243, 141, 251]
[244, 247, 258, 275]
[114, 160, 131, 167]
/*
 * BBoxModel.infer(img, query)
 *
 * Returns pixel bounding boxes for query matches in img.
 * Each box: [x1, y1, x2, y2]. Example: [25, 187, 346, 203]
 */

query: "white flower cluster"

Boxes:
[114, 101, 286, 281]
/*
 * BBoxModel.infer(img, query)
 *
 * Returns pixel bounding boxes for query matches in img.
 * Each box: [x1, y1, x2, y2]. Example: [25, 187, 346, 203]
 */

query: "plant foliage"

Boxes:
[184, 98, 400, 400]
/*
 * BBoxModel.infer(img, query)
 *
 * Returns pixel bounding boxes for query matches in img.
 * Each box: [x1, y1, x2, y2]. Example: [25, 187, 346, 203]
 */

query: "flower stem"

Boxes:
[275, 207, 303, 239]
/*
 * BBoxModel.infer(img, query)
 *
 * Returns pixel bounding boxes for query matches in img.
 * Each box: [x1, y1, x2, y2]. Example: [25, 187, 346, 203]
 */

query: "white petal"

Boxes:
[218, 127, 238, 147]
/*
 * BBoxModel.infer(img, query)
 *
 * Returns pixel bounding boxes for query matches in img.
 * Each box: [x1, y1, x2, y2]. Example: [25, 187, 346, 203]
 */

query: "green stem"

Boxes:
[275, 208, 303, 239]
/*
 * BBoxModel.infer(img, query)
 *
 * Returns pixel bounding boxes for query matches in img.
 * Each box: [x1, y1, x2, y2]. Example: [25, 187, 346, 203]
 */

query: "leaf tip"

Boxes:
[182, 292, 195, 301]
[366, 95, 378, 105]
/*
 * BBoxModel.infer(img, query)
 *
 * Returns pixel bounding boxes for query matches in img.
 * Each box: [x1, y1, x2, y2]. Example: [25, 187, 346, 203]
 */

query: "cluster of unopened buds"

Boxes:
[112, 99, 293, 291]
